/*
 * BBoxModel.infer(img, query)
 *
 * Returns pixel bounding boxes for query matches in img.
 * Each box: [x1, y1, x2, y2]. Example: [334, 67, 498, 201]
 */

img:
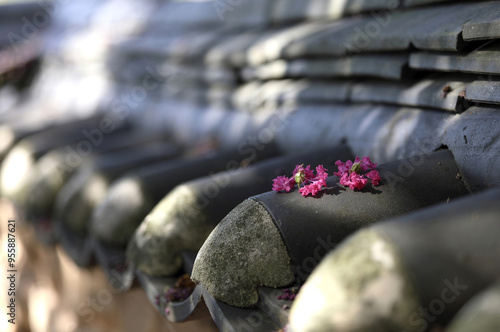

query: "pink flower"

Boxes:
[299, 180, 323, 196]
[361, 156, 377, 171]
[273, 164, 329, 197]
[315, 165, 328, 182]
[334, 160, 353, 177]
[348, 172, 368, 190]
[293, 164, 315, 182]
[365, 170, 381, 186]
[272, 175, 296, 192]
[340, 172, 368, 190]
[339, 172, 350, 187]
[298, 165, 328, 197]
[335, 156, 381, 191]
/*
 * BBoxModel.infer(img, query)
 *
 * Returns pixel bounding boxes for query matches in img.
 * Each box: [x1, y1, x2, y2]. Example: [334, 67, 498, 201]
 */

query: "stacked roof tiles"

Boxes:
[1, 0, 500, 331]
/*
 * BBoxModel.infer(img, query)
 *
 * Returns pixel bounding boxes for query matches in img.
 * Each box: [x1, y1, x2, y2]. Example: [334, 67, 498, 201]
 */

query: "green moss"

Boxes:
[128, 184, 214, 276]
[191, 199, 295, 308]
[290, 229, 422, 332]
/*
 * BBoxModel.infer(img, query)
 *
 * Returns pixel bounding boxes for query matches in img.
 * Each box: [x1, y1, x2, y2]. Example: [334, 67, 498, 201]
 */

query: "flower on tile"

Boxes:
[361, 156, 377, 170]
[273, 164, 329, 197]
[156, 274, 196, 315]
[342, 172, 368, 190]
[334, 159, 352, 177]
[365, 170, 381, 186]
[277, 287, 300, 301]
[272, 175, 296, 192]
[299, 165, 328, 197]
[335, 156, 380, 191]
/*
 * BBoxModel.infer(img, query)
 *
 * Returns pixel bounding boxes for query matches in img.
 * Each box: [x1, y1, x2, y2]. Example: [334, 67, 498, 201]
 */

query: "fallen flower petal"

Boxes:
[293, 164, 315, 183]
[273, 175, 296, 192]
[349, 172, 368, 190]
[299, 165, 328, 196]
[334, 160, 348, 177]
[366, 170, 381, 186]
[339, 172, 350, 187]
[336, 156, 380, 191]
[361, 156, 377, 170]
[299, 180, 323, 196]
[273, 164, 329, 196]
[315, 165, 328, 179]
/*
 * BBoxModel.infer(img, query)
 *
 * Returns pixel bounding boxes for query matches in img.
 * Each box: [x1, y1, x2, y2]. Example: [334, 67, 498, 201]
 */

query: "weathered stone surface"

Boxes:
[25, 150, 75, 221]
[272, 0, 399, 23]
[160, 62, 237, 87]
[409, 41, 500, 75]
[191, 199, 295, 308]
[110, 29, 245, 68]
[465, 80, 500, 105]
[143, 0, 273, 32]
[244, 54, 410, 81]
[214, 0, 274, 28]
[55, 144, 179, 234]
[291, 187, 500, 331]
[447, 283, 500, 332]
[375, 188, 500, 327]
[200, 285, 282, 331]
[408, 3, 482, 51]
[92, 144, 281, 246]
[205, 31, 265, 67]
[293, 9, 417, 56]
[160, 84, 234, 109]
[193, 150, 468, 308]
[290, 229, 420, 332]
[442, 106, 500, 192]
[258, 3, 488, 61]
[275, 104, 500, 191]
[54, 168, 109, 234]
[351, 76, 470, 112]
[285, 17, 368, 57]
[127, 185, 213, 276]
[324, 0, 399, 19]
[234, 80, 351, 111]
[128, 146, 352, 277]
[246, 22, 334, 65]
[24, 132, 176, 224]
[274, 104, 452, 162]
[167, 29, 239, 62]
[271, 0, 327, 23]
[0, 116, 106, 203]
[91, 176, 154, 245]
[253, 150, 469, 283]
[463, 3, 500, 41]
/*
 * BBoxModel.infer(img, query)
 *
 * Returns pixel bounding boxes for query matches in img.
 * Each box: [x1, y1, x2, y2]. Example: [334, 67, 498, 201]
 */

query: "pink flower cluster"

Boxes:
[277, 287, 300, 301]
[334, 156, 381, 191]
[273, 164, 328, 197]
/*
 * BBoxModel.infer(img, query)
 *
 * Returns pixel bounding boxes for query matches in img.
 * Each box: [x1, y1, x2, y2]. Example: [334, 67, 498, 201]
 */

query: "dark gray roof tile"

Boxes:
[351, 76, 471, 112]
[271, 0, 400, 23]
[409, 40, 500, 75]
[466, 80, 500, 105]
[462, 2, 500, 41]
[403, 0, 455, 7]
[244, 54, 409, 81]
